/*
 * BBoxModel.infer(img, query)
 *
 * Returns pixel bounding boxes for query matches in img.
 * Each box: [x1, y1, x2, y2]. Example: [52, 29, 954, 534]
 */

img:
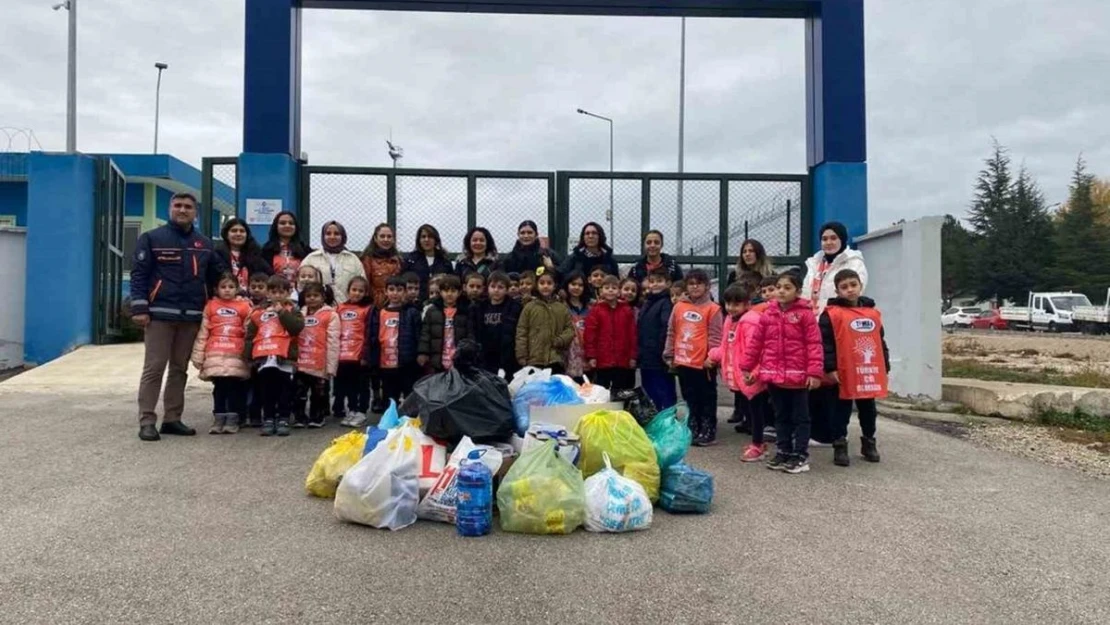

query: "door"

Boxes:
[93, 157, 126, 343]
[1031, 296, 1048, 327]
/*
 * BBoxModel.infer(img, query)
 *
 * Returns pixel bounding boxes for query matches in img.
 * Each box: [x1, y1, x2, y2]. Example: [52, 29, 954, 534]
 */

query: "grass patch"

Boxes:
[943, 358, 1110, 389]
[1035, 409, 1110, 455]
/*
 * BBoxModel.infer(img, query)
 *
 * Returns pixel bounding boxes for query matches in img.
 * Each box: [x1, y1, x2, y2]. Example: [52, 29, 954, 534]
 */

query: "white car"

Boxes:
[942, 306, 982, 328]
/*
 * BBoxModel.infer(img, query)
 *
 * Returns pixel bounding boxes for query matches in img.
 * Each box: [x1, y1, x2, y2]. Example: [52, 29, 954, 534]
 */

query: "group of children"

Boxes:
[189, 258, 889, 477]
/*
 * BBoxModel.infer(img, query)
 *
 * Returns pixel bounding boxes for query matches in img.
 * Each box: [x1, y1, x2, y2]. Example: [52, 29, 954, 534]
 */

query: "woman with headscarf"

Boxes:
[300, 220, 366, 304]
[215, 217, 272, 292]
[261, 211, 312, 283]
[727, 238, 776, 285]
[628, 229, 683, 283]
[502, 220, 561, 275]
[558, 222, 620, 279]
[360, 223, 404, 308]
[801, 221, 868, 315]
[455, 226, 503, 279]
[402, 224, 454, 301]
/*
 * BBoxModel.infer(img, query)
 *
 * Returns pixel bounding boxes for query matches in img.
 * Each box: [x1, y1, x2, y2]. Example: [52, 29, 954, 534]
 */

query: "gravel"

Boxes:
[965, 423, 1110, 479]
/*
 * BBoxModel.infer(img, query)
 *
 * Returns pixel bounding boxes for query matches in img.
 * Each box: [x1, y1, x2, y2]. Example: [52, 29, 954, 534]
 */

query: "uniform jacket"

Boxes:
[300, 249, 366, 304]
[367, 303, 422, 369]
[709, 310, 766, 398]
[584, 300, 638, 369]
[419, 299, 473, 371]
[801, 248, 868, 314]
[361, 252, 404, 308]
[637, 291, 673, 370]
[740, 298, 822, 388]
[297, 305, 340, 379]
[515, 296, 575, 367]
[130, 222, 226, 322]
[191, 298, 252, 380]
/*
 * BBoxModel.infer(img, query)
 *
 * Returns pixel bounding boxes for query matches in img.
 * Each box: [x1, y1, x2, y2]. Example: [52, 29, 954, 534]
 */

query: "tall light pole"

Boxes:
[576, 108, 614, 244]
[677, 17, 687, 253]
[53, 0, 77, 153]
[153, 62, 168, 153]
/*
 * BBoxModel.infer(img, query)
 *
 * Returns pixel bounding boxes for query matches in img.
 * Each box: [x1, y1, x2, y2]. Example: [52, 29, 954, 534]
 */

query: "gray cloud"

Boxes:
[4, 0, 1109, 243]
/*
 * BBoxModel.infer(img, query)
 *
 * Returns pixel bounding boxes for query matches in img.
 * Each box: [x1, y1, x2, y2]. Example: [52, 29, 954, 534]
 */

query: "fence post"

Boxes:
[786, 198, 792, 255]
[641, 178, 651, 251]
[800, 176, 813, 258]
[466, 174, 477, 231]
[386, 172, 397, 230]
[298, 165, 311, 233]
[200, 158, 214, 238]
[547, 173, 556, 250]
[719, 178, 729, 298]
[555, 172, 570, 256]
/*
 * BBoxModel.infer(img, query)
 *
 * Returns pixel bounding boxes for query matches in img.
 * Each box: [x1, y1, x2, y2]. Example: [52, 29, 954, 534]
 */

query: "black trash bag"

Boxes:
[613, 387, 658, 427]
[400, 340, 514, 444]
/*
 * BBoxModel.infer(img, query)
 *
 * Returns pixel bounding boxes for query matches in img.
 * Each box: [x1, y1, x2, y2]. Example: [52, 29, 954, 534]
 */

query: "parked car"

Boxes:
[942, 306, 982, 327]
[969, 309, 1007, 331]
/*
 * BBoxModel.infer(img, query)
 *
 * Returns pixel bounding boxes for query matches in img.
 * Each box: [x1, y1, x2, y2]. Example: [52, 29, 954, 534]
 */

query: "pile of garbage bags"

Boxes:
[306, 373, 715, 535]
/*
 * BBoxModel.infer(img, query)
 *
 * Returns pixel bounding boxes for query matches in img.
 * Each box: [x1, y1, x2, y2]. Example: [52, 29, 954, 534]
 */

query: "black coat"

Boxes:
[402, 251, 455, 301]
[502, 244, 562, 276]
[637, 291, 673, 370]
[419, 299, 474, 371]
[628, 253, 683, 283]
[366, 303, 422, 369]
[558, 248, 620, 279]
[455, 254, 503, 280]
[214, 242, 273, 285]
[469, 298, 523, 372]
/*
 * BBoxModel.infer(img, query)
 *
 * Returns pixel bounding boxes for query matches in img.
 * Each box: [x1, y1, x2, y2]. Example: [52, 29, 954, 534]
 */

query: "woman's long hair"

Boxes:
[411, 224, 449, 260]
[261, 210, 311, 259]
[216, 217, 263, 259]
[574, 221, 613, 255]
[735, 238, 774, 277]
[462, 226, 498, 259]
[362, 222, 399, 258]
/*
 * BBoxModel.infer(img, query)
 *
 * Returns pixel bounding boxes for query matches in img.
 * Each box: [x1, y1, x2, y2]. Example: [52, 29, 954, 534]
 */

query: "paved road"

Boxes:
[2, 353, 1109, 623]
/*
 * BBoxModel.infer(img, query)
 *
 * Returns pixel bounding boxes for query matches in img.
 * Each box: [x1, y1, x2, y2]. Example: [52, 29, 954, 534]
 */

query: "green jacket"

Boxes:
[244, 304, 305, 367]
[515, 297, 575, 367]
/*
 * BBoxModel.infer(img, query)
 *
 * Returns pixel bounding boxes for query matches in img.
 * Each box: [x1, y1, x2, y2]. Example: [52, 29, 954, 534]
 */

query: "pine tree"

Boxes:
[941, 215, 976, 306]
[1052, 156, 1110, 301]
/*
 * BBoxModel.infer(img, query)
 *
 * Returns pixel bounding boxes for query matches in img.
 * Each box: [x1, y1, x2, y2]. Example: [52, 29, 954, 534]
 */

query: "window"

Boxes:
[944, 308, 957, 315]
[978, 311, 993, 318]
[123, 222, 142, 272]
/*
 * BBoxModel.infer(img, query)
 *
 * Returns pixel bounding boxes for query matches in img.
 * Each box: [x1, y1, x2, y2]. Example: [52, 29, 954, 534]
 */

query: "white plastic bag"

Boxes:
[334, 421, 423, 530]
[584, 452, 653, 533]
[578, 375, 612, 403]
[418, 436, 504, 524]
[508, 366, 552, 397]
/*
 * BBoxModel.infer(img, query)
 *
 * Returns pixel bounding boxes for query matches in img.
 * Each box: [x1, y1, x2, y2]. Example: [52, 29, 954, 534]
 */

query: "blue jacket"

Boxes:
[637, 291, 673, 370]
[365, 303, 422, 369]
[130, 223, 225, 322]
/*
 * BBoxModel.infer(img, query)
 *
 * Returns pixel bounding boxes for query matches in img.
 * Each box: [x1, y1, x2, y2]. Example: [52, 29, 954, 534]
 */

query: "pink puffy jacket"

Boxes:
[739, 298, 823, 389]
[709, 310, 766, 399]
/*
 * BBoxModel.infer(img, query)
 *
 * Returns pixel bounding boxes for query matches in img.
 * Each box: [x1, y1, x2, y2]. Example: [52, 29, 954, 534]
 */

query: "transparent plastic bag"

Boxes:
[660, 462, 714, 514]
[507, 366, 552, 397]
[497, 440, 586, 535]
[584, 453, 653, 533]
[574, 410, 659, 500]
[305, 431, 367, 499]
[512, 379, 583, 436]
[644, 402, 693, 469]
[334, 422, 425, 530]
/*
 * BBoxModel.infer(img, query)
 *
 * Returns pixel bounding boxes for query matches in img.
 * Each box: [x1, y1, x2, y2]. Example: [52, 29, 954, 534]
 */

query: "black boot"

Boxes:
[861, 437, 880, 463]
[832, 438, 850, 467]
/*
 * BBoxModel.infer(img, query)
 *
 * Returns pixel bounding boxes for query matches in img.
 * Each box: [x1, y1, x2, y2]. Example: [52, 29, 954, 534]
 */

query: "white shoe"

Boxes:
[339, 414, 354, 427]
[348, 412, 368, 428]
[809, 438, 832, 448]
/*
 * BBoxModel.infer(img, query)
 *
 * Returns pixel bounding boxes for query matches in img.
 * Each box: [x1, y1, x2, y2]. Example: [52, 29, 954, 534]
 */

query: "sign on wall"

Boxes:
[246, 198, 282, 225]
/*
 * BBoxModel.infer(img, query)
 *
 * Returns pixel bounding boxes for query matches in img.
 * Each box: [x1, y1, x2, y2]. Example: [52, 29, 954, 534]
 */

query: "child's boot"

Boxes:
[223, 413, 240, 434]
[209, 413, 226, 435]
[276, 419, 291, 437]
[861, 437, 881, 463]
[833, 438, 850, 467]
[261, 419, 276, 437]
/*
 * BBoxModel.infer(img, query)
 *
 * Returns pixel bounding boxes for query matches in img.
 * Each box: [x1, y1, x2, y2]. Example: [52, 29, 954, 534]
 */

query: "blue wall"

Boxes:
[125, 183, 145, 218]
[25, 153, 97, 364]
[0, 181, 28, 226]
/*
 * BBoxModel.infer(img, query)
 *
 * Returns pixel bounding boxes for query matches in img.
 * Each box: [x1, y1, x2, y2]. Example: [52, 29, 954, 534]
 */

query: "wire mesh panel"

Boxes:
[727, 179, 803, 258]
[211, 162, 237, 233]
[649, 180, 721, 258]
[307, 173, 388, 251]
[566, 178, 642, 256]
[475, 176, 551, 254]
[395, 174, 468, 256]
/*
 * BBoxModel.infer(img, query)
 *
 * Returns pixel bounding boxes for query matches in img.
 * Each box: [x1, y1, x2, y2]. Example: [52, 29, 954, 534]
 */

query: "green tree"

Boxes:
[941, 214, 976, 306]
[1052, 156, 1110, 301]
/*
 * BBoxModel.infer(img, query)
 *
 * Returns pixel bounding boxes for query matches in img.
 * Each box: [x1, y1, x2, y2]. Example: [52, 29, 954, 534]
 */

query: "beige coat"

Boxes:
[191, 308, 251, 380]
[300, 250, 367, 304]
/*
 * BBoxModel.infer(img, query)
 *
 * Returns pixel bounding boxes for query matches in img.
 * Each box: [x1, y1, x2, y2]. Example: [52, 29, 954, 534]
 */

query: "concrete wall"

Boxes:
[0, 181, 28, 226]
[855, 217, 943, 399]
[0, 227, 26, 369]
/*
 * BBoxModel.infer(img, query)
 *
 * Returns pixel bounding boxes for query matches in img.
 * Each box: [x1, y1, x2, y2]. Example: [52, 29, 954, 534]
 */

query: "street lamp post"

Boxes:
[53, 0, 77, 153]
[677, 17, 687, 253]
[153, 62, 168, 153]
[576, 108, 614, 245]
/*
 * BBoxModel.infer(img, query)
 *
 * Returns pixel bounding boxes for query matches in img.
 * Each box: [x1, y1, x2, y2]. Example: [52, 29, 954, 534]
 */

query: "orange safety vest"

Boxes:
[272, 244, 302, 282]
[337, 302, 371, 362]
[441, 307, 457, 370]
[203, 299, 251, 356]
[298, 307, 336, 373]
[250, 306, 294, 359]
[378, 309, 401, 369]
[827, 305, 888, 400]
[672, 300, 718, 368]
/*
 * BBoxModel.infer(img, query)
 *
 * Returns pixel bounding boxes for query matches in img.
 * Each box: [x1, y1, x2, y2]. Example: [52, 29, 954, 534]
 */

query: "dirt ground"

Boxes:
[944, 331, 1110, 375]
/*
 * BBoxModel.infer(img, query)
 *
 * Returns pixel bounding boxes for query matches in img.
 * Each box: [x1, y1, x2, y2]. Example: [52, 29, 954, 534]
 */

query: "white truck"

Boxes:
[998, 291, 1092, 332]
[1073, 288, 1110, 334]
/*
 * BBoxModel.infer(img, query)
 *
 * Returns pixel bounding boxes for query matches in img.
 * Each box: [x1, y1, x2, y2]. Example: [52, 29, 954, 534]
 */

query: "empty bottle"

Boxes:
[456, 450, 493, 537]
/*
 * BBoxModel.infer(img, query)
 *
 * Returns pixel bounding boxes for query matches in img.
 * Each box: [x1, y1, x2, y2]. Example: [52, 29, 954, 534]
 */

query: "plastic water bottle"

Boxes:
[456, 450, 492, 537]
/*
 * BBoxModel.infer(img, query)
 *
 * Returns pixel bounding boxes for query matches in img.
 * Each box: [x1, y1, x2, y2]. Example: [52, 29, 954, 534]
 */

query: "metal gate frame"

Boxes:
[555, 170, 811, 291]
[93, 157, 126, 343]
[299, 165, 556, 239]
[201, 156, 239, 238]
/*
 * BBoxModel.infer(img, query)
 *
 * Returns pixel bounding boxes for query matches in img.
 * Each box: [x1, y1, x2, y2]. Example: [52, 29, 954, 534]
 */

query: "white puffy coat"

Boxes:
[801, 247, 868, 314]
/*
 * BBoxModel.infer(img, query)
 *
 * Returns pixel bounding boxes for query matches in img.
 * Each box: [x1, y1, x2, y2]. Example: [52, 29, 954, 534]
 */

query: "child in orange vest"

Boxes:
[818, 268, 890, 466]
[191, 273, 252, 434]
[663, 269, 723, 446]
[335, 276, 374, 428]
[245, 275, 305, 437]
[368, 276, 422, 405]
[294, 282, 339, 428]
[708, 283, 770, 462]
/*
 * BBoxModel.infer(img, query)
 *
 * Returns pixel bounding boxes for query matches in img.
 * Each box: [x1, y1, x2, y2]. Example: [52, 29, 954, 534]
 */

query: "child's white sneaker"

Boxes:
[347, 412, 368, 428]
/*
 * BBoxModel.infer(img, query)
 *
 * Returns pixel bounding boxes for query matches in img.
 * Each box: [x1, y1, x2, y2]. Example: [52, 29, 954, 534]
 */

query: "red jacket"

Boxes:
[739, 298, 822, 389]
[584, 300, 638, 369]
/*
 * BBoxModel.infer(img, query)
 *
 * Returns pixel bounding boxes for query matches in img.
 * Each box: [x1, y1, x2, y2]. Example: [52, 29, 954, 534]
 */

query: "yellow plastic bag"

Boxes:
[497, 440, 586, 535]
[305, 431, 368, 498]
[575, 410, 659, 500]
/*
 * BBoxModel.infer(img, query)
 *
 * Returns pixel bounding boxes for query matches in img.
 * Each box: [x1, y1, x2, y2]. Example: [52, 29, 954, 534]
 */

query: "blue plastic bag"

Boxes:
[659, 462, 713, 514]
[643, 403, 692, 469]
[378, 399, 402, 429]
[362, 426, 388, 457]
[511, 379, 582, 436]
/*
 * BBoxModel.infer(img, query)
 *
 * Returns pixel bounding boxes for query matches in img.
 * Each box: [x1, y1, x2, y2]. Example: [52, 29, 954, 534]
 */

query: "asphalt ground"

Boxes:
[2, 378, 1109, 623]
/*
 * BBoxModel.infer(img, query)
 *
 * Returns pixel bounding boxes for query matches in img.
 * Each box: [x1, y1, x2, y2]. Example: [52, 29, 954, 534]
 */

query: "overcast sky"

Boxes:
[4, 0, 1110, 244]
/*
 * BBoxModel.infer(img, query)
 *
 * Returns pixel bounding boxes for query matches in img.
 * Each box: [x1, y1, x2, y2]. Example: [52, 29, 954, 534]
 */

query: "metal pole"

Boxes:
[676, 16, 686, 252]
[66, 0, 77, 153]
[153, 65, 165, 153]
[608, 118, 614, 245]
